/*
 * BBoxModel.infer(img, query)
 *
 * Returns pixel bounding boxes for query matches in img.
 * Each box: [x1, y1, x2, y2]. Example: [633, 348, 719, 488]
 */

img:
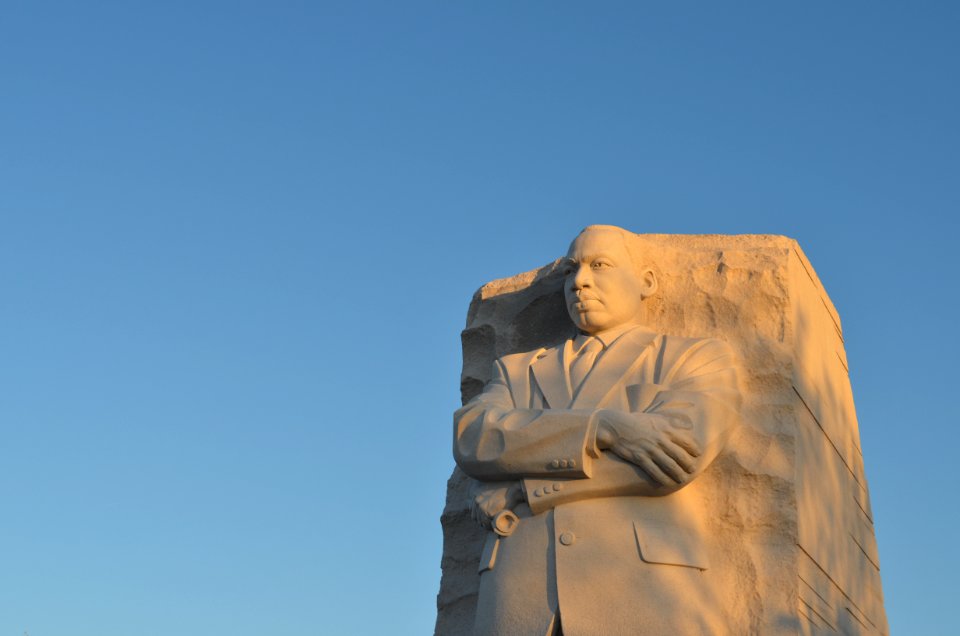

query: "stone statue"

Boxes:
[439, 228, 889, 635]
[452, 225, 743, 635]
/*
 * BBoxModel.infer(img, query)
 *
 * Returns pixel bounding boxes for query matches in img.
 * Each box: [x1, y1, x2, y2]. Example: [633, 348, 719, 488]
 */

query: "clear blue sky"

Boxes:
[1, 2, 957, 634]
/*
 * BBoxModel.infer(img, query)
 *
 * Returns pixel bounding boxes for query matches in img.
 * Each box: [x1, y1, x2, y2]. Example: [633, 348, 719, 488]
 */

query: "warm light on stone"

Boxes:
[436, 228, 888, 636]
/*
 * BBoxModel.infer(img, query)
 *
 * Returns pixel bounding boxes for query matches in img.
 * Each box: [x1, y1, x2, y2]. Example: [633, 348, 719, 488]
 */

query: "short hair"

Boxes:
[575, 224, 649, 275]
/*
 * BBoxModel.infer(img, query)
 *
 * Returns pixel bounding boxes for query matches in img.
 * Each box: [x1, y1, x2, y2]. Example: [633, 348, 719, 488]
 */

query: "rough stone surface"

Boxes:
[435, 233, 888, 635]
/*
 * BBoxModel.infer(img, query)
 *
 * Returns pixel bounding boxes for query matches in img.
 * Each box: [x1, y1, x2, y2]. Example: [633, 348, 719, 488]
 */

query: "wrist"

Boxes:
[596, 415, 616, 449]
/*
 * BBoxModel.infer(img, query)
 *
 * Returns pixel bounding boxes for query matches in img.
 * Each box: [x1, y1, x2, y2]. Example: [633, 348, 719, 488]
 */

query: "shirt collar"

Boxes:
[573, 321, 644, 352]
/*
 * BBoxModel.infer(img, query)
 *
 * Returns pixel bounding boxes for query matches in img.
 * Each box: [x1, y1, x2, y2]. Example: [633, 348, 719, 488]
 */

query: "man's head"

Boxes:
[562, 225, 658, 335]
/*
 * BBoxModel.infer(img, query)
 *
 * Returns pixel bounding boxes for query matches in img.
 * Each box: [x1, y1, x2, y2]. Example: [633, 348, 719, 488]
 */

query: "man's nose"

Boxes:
[571, 264, 593, 289]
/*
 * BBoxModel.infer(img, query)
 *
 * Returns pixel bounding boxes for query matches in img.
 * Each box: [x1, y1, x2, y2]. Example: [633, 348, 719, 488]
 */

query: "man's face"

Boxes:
[563, 229, 646, 335]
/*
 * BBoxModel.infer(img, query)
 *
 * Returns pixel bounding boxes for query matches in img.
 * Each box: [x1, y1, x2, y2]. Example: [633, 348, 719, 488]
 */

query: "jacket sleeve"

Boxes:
[523, 337, 742, 514]
[453, 357, 601, 481]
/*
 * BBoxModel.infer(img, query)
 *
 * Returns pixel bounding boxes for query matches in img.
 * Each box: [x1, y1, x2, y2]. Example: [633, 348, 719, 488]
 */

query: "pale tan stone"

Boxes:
[436, 228, 888, 636]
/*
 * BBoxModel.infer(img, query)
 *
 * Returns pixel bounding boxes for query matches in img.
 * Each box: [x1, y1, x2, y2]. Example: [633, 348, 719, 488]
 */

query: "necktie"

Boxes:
[570, 337, 604, 392]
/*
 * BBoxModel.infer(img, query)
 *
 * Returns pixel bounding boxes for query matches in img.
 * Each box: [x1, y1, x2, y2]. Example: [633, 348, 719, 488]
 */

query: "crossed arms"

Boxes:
[453, 337, 742, 526]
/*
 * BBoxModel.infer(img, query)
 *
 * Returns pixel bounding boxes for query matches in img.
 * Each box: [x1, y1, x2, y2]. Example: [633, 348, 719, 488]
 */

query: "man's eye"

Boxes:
[591, 261, 611, 269]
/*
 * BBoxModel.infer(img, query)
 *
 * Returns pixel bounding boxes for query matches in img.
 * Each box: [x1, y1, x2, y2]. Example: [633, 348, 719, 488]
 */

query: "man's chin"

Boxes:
[570, 312, 610, 333]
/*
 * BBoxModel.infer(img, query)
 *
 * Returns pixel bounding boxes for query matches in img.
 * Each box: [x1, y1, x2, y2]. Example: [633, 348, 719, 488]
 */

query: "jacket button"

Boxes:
[559, 459, 569, 468]
[552, 483, 562, 492]
[533, 488, 543, 497]
[559, 532, 576, 546]
[568, 459, 576, 467]
[551, 459, 560, 468]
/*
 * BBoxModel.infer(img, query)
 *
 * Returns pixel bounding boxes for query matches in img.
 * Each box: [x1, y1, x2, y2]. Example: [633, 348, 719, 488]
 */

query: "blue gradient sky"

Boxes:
[1, 2, 957, 634]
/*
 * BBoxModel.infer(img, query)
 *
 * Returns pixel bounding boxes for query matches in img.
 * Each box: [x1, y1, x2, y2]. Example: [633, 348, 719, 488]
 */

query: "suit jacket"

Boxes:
[454, 325, 742, 636]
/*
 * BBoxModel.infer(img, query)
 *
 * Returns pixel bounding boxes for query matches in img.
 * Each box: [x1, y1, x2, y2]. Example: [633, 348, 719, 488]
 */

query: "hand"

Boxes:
[470, 482, 524, 530]
[596, 410, 702, 486]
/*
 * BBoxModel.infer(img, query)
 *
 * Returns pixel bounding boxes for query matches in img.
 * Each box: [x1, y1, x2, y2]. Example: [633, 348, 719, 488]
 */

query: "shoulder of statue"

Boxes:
[661, 333, 738, 367]
[652, 331, 732, 358]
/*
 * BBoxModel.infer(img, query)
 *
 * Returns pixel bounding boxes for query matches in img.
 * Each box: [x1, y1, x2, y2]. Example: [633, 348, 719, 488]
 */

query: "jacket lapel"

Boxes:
[531, 342, 573, 409]
[571, 327, 659, 408]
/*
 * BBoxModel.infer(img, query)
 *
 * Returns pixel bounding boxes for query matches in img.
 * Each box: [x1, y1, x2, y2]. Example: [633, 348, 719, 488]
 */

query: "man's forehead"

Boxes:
[566, 229, 630, 258]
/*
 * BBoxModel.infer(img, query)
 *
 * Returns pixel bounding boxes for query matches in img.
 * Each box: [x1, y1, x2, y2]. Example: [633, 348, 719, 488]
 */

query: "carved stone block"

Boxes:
[436, 232, 888, 635]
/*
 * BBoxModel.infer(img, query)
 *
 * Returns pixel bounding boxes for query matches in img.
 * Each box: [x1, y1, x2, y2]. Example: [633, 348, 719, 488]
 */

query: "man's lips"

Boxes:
[570, 296, 602, 310]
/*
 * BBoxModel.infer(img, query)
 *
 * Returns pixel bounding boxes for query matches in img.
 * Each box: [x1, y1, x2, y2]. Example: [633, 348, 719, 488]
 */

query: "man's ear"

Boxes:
[639, 268, 658, 299]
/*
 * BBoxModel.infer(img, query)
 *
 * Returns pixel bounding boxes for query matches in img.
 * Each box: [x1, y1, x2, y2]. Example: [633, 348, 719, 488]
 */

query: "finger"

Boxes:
[612, 440, 649, 465]
[630, 449, 678, 486]
[609, 443, 636, 464]
[666, 429, 702, 457]
[647, 446, 688, 483]
[659, 440, 698, 473]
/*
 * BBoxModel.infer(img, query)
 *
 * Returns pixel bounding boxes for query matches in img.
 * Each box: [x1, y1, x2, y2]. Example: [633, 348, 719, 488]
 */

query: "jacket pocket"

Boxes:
[633, 520, 709, 570]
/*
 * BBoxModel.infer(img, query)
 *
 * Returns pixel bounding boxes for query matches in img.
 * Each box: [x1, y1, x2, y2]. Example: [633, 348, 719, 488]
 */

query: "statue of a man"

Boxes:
[454, 225, 743, 636]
